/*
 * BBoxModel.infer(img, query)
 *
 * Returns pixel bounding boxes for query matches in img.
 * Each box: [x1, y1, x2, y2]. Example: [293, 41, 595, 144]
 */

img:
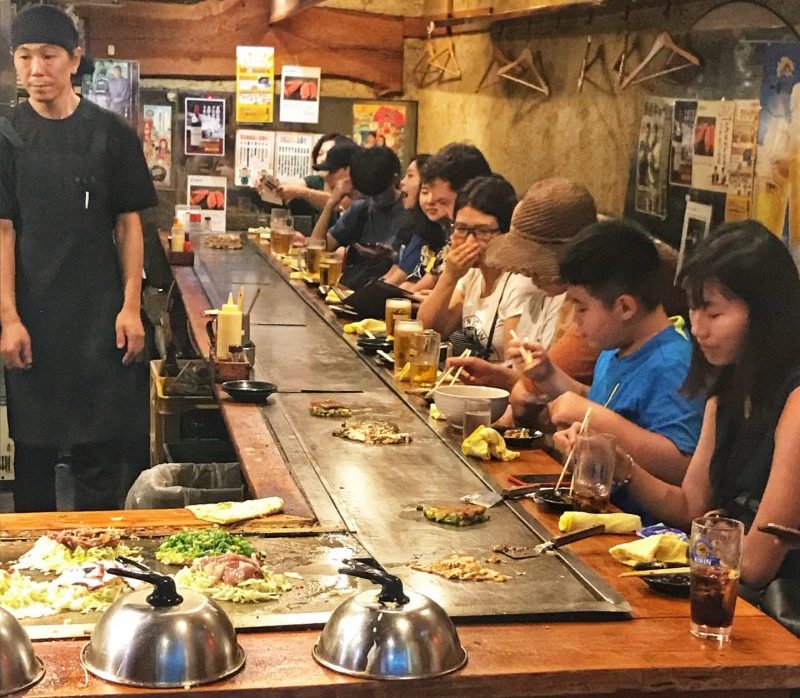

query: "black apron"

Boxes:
[5, 104, 135, 448]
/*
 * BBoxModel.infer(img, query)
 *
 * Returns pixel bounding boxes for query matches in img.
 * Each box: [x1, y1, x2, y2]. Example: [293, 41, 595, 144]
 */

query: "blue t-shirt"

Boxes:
[398, 233, 425, 274]
[588, 324, 703, 455]
[329, 197, 406, 249]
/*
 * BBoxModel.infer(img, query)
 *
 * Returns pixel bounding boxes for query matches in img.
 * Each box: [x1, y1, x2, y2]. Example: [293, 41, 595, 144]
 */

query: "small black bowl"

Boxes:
[221, 380, 277, 404]
[635, 561, 691, 597]
[496, 427, 544, 450]
[531, 486, 575, 513]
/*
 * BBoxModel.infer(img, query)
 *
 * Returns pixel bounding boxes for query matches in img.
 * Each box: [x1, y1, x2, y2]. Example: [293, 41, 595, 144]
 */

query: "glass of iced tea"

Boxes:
[385, 298, 412, 338]
[571, 433, 616, 513]
[410, 330, 440, 387]
[689, 515, 744, 642]
[393, 319, 423, 378]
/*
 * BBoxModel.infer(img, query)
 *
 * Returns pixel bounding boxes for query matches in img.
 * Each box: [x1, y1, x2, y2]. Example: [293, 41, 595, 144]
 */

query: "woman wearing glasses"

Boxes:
[417, 176, 540, 361]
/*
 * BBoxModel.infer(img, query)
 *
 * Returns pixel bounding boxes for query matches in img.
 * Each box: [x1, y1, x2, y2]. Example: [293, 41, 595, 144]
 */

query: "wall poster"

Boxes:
[724, 100, 761, 222]
[274, 131, 320, 181]
[142, 104, 172, 188]
[235, 129, 276, 188]
[184, 97, 225, 157]
[676, 199, 714, 279]
[187, 175, 227, 232]
[753, 44, 800, 242]
[634, 97, 673, 219]
[236, 46, 275, 124]
[352, 103, 407, 161]
[670, 100, 697, 187]
[280, 66, 321, 124]
[82, 59, 139, 128]
[691, 100, 736, 193]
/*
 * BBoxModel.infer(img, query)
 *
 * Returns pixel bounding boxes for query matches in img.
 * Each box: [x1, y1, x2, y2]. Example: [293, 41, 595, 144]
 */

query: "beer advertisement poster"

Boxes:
[236, 46, 275, 124]
[753, 44, 800, 240]
[280, 66, 321, 124]
[184, 97, 226, 157]
[187, 175, 227, 232]
[143, 104, 172, 188]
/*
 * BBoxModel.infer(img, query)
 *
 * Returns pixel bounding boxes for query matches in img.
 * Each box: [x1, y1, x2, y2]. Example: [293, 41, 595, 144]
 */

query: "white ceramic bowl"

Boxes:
[432, 385, 510, 428]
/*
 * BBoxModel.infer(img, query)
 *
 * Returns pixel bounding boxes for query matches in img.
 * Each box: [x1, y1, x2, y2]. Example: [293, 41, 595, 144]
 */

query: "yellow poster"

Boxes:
[236, 46, 275, 124]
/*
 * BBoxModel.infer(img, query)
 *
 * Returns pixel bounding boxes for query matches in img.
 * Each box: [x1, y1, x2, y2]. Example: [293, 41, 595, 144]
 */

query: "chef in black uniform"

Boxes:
[0, 5, 158, 512]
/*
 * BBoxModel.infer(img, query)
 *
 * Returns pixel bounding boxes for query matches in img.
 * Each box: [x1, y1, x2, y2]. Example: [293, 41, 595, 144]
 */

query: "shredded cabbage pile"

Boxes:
[173, 566, 292, 603]
[0, 569, 128, 619]
[15, 536, 142, 574]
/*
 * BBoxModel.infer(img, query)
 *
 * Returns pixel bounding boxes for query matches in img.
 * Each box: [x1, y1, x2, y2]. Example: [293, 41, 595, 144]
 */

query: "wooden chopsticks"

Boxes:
[619, 567, 690, 577]
[554, 407, 593, 494]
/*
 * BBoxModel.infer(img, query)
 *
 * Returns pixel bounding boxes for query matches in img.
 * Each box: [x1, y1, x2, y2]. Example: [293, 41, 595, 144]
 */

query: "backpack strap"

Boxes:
[0, 116, 24, 150]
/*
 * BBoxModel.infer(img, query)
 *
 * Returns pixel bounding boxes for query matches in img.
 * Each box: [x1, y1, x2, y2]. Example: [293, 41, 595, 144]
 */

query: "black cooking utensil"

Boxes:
[221, 380, 277, 403]
[531, 485, 575, 512]
[495, 524, 606, 560]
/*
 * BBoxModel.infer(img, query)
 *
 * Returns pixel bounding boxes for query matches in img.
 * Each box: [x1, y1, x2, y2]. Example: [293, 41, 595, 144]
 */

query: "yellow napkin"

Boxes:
[289, 271, 305, 280]
[609, 533, 688, 567]
[559, 512, 642, 534]
[325, 289, 341, 304]
[395, 362, 411, 381]
[461, 426, 519, 462]
[343, 319, 387, 336]
[429, 403, 446, 421]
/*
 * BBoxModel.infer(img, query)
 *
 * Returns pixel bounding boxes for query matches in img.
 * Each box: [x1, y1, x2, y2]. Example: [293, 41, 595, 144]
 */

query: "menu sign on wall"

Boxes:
[280, 66, 321, 124]
[236, 46, 275, 123]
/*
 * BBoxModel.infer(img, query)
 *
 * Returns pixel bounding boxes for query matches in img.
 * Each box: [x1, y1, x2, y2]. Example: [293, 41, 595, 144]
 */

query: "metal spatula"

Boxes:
[494, 524, 606, 560]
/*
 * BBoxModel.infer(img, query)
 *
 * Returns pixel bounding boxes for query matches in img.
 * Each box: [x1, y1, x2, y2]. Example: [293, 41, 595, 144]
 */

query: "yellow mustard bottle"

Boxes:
[216, 292, 243, 360]
[170, 217, 185, 252]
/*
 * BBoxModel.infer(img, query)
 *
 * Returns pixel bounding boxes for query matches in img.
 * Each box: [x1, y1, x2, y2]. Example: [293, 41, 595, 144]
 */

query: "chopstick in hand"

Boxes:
[449, 348, 472, 386]
[619, 567, 690, 577]
[555, 407, 593, 494]
[510, 329, 534, 367]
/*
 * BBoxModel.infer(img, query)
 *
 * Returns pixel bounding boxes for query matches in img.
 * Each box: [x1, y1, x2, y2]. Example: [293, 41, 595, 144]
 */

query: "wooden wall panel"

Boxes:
[81, 1, 405, 95]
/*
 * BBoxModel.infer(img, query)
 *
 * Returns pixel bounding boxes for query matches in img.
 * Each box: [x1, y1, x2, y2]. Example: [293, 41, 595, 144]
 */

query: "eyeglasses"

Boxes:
[451, 223, 501, 239]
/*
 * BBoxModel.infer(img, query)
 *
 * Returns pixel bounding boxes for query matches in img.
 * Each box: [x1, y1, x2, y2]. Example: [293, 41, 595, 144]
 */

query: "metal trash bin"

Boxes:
[125, 462, 244, 509]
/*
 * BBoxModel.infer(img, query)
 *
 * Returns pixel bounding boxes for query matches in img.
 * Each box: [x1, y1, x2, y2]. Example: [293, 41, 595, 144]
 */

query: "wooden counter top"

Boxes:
[72, 234, 800, 698]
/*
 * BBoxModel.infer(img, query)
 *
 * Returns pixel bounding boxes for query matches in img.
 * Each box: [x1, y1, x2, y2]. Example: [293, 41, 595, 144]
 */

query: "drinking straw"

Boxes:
[554, 407, 593, 493]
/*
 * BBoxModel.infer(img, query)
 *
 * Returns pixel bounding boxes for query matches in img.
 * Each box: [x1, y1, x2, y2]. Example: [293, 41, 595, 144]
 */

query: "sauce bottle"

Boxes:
[216, 292, 243, 360]
[170, 218, 185, 252]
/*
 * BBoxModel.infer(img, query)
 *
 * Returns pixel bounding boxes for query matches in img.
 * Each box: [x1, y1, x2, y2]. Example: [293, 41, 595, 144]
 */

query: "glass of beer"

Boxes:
[410, 329, 440, 387]
[689, 515, 744, 642]
[271, 229, 293, 255]
[319, 257, 343, 287]
[572, 433, 616, 513]
[301, 242, 326, 275]
[393, 319, 423, 378]
[385, 298, 412, 337]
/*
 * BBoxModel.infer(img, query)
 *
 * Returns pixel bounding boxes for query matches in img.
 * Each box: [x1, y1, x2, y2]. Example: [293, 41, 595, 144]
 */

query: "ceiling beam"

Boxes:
[269, 0, 325, 24]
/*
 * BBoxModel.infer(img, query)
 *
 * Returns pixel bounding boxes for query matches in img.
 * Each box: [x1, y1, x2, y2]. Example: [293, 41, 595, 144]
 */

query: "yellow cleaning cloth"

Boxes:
[559, 512, 642, 534]
[461, 426, 519, 462]
[289, 271, 305, 280]
[609, 532, 688, 567]
[343, 319, 387, 336]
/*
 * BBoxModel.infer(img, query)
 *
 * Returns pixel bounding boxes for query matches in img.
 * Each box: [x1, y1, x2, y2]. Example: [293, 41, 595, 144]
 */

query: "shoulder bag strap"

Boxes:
[481, 273, 512, 360]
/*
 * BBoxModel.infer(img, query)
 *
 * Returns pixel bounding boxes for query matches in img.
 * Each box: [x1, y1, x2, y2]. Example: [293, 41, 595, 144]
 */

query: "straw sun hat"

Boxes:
[484, 177, 598, 286]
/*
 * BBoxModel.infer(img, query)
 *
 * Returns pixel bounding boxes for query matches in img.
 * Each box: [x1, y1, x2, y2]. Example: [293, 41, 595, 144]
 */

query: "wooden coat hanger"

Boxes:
[476, 45, 512, 92]
[412, 21, 462, 86]
[619, 31, 699, 89]
[577, 35, 612, 93]
[497, 47, 550, 96]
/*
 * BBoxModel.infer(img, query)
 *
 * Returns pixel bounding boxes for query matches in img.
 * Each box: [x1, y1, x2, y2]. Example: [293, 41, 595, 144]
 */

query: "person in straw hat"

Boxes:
[445, 178, 600, 395]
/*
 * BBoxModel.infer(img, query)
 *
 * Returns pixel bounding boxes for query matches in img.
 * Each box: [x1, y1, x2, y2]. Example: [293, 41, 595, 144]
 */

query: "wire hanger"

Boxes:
[497, 46, 550, 96]
[412, 21, 462, 87]
[619, 31, 700, 89]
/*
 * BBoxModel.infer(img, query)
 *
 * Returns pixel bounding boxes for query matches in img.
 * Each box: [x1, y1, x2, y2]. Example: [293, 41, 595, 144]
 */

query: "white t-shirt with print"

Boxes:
[516, 293, 566, 349]
[455, 269, 542, 360]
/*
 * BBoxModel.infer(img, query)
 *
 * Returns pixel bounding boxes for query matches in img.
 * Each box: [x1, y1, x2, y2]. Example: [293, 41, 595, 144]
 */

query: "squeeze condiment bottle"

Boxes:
[215, 293, 243, 360]
[170, 218, 185, 253]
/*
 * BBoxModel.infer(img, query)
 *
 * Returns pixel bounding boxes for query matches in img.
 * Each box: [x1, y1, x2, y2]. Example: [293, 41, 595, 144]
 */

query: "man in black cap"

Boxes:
[309, 146, 406, 289]
[0, 4, 157, 512]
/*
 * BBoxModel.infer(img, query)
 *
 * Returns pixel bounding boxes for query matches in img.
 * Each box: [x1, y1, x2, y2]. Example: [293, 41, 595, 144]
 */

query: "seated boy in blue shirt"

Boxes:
[512, 219, 704, 491]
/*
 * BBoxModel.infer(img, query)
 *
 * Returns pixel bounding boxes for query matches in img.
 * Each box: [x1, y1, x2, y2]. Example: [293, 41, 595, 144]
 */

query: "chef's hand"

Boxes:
[443, 238, 479, 281]
[548, 391, 592, 428]
[116, 307, 145, 365]
[0, 320, 32, 369]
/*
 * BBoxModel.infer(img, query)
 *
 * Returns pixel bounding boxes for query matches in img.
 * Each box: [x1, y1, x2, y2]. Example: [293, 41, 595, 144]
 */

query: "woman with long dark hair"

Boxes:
[565, 220, 800, 633]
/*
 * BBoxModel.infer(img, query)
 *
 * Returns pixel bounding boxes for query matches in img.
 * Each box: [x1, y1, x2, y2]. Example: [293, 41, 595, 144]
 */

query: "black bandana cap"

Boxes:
[11, 4, 80, 53]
